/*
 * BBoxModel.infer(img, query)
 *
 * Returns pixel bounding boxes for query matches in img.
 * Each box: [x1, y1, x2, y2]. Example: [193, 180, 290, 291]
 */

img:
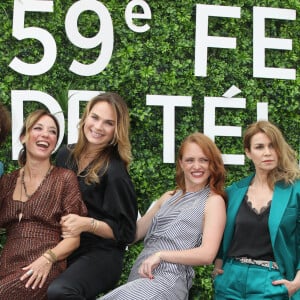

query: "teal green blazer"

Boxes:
[220, 174, 300, 283]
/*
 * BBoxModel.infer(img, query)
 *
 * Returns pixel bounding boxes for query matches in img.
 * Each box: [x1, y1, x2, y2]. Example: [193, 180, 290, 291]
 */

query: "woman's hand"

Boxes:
[60, 213, 86, 238]
[273, 279, 298, 297]
[211, 267, 224, 279]
[138, 252, 161, 279]
[212, 258, 224, 279]
[20, 256, 52, 289]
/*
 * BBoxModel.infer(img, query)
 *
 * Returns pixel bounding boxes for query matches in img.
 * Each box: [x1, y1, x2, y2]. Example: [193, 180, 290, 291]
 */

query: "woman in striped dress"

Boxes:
[100, 132, 227, 300]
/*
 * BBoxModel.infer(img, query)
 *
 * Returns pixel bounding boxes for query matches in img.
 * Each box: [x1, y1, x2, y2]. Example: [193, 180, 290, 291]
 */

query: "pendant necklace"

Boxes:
[18, 181, 24, 222]
[18, 165, 52, 222]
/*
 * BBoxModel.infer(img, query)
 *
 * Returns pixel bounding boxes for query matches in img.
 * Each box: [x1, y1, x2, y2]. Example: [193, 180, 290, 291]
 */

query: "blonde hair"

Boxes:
[175, 132, 227, 202]
[18, 110, 60, 167]
[244, 120, 300, 187]
[71, 92, 132, 184]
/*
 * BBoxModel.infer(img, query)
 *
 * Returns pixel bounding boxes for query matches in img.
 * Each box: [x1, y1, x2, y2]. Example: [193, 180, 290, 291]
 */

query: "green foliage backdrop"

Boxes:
[0, 1, 299, 299]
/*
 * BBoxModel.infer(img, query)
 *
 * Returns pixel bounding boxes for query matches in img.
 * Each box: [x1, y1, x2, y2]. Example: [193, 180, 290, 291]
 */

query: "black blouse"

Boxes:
[56, 145, 138, 250]
[227, 195, 275, 261]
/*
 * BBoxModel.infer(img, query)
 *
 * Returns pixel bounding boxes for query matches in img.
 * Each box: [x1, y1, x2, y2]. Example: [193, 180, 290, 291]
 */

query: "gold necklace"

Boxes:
[18, 179, 24, 222]
[18, 165, 52, 222]
[21, 165, 52, 198]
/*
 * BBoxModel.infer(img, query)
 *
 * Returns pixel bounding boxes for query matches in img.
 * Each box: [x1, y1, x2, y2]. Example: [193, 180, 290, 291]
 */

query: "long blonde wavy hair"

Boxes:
[244, 120, 300, 187]
[71, 92, 132, 184]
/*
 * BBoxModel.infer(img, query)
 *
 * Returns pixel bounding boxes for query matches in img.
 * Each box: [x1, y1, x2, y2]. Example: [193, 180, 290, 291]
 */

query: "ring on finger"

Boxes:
[27, 269, 34, 276]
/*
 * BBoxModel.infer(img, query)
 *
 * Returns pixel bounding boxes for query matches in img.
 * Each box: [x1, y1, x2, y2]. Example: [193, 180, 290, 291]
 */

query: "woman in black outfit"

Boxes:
[47, 92, 138, 300]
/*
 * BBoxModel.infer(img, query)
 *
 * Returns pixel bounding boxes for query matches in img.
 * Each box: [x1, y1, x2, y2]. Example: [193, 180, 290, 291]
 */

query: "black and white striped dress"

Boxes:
[100, 186, 210, 300]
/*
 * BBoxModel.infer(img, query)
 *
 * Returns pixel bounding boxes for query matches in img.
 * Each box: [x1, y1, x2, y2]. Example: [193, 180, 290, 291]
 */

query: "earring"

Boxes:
[109, 137, 117, 146]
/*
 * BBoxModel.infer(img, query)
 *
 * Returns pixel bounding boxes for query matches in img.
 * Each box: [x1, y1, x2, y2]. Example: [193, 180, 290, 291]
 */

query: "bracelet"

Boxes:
[93, 219, 98, 233]
[90, 218, 98, 234]
[42, 254, 53, 264]
[155, 252, 162, 260]
[90, 217, 94, 232]
[45, 249, 57, 263]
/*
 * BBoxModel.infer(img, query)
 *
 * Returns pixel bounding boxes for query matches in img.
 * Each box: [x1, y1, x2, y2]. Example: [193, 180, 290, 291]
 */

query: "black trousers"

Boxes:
[47, 247, 124, 300]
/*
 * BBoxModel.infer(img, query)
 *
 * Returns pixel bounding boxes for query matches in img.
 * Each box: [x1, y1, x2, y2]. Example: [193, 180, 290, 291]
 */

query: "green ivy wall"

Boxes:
[0, 1, 299, 299]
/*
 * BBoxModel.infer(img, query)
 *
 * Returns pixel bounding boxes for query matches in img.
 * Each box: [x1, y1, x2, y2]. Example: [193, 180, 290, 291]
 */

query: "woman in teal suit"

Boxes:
[213, 120, 300, 299]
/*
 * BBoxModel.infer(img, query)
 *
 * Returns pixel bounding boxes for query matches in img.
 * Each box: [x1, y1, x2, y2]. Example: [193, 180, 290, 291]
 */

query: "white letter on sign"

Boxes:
[253, 6, 296, 79]
[146, 95, 192, 163]
[195, 4, 240, 77]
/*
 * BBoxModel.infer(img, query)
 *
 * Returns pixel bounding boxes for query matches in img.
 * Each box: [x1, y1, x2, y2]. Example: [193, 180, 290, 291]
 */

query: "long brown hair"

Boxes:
[18, 110, 60, 167]
[71, 92, 132, 184]
[0, 103, 11, 146]
[175, 132, 227, 201]
[244, 120, 300, 187]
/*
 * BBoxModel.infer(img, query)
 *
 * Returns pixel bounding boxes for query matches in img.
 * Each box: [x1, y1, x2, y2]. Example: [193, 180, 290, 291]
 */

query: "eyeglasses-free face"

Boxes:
[179, 142, 211, 192]
[83, 101, 116, 150]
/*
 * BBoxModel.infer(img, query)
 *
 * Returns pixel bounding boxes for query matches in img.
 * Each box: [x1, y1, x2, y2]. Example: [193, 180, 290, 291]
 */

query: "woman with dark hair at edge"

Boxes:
[0, 102, 11, 176]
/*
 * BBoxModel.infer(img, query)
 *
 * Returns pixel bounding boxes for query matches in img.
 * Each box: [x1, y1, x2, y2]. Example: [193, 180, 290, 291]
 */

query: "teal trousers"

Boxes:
[213, 258, 292, 300]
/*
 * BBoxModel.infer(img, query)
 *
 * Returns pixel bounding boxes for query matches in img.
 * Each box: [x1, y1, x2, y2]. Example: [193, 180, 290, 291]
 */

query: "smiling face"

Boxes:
[83, 101, 116, 151]
[179, 142, 211, 192]
[245, 132, 278, 174]
[21, 115, 58, 160]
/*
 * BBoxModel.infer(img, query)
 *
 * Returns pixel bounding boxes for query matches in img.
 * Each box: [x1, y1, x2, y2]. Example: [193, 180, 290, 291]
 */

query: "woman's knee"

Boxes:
[47, 278, 79, 300]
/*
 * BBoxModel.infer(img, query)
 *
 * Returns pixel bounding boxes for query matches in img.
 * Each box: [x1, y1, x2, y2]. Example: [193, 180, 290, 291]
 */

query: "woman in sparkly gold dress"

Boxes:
[0, 110, 87, 300]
